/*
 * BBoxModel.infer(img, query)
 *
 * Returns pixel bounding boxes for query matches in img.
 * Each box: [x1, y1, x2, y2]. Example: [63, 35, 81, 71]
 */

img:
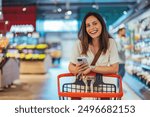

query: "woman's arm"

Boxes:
[81, 63, 119, 75]
[91, 63, 119, 74]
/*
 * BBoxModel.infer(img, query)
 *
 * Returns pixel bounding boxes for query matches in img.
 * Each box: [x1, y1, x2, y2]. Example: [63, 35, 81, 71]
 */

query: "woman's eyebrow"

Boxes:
[86, 20, 97, 24]
[92, 20, 97, 23]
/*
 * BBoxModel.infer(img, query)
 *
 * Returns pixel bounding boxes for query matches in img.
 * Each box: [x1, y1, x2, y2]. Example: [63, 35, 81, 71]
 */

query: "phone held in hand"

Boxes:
[76, 57, 88, 64]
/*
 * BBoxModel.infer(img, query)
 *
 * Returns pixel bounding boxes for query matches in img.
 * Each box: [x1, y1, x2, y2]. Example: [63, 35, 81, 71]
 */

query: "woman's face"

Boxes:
[85, 15, 102, 39]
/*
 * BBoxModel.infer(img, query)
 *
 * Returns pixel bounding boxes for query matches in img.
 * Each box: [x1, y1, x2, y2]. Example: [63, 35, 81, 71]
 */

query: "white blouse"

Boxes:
[70, 39, 120, 66]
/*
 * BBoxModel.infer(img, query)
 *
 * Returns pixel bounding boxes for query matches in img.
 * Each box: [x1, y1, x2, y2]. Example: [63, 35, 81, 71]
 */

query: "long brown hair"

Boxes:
[78, 12, 112, 55]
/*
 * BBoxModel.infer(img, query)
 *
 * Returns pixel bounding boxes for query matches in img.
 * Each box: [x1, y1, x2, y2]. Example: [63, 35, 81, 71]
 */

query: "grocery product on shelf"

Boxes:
[36, 44, 48, 49]
[6, 32, 48, 61]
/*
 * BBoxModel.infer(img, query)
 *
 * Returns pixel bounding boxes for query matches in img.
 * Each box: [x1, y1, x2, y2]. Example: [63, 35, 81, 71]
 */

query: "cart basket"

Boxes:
[57, 72, 123, 100]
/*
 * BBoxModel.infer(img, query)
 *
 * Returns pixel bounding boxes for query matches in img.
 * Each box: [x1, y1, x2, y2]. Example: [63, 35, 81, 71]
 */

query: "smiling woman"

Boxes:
[69, 12, 119, 76]
[68, 12, 120, 99]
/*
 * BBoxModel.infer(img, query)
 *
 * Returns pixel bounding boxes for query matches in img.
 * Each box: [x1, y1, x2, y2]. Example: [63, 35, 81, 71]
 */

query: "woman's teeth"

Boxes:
[90, 30, 98, 34]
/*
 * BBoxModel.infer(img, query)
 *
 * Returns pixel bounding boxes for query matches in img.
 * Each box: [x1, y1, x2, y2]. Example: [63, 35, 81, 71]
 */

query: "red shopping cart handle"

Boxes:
[57, 72, 121, 79]
[57, 72, 123, 98]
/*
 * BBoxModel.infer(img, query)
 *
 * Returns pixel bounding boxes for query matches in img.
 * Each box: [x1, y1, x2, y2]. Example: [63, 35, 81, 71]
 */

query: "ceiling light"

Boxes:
[123, 11, 127, 15]
[22, 7, 27, 12]
[92, 2, 99, 9]
[5, 20, 9, 25]
[57, 8, 62, 12]
[65, 10, 72, 15]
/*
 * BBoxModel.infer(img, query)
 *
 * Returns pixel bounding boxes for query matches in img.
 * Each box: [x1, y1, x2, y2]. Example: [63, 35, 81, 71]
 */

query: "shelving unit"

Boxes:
[111, 3, 150, 99]
[17, 44, 52, 74]
[124, 8, 150, 99]
[6, 32, 52, 74]
[124, 73, 150, 100]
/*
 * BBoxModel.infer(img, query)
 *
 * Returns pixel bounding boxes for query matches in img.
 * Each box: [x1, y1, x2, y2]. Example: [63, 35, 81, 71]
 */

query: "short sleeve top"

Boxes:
[70, 38, 120, 66]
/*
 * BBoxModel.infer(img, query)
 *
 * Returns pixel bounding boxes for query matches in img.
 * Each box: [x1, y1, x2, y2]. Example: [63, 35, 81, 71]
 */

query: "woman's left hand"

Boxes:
[82, 67, 91, 75]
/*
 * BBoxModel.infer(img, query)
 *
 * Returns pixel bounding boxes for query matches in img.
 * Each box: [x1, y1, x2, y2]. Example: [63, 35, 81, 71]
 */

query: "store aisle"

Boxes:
[0, 60, 142, 100]
[122, 77, 142, 100]
[39, 60, 142, 100]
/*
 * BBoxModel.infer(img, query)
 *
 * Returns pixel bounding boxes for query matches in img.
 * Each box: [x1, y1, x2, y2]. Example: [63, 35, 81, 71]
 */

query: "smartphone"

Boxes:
[76, 57, 88, 64]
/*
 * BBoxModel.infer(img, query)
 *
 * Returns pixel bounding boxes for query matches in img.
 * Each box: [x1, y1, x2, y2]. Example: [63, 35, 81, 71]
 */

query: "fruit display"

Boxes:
[6, 52, 19, 58]
[16, 45, 26, 50]
[36, 44, 48, 49]
[38, 54, 46, 60]
[0, 37, 9, 53]
[7, 43, 48, 61]
[23, 54, 46, 60]
[32, 54, 39, 60]
[19, 53, 25, 59]
[25, 45, 36, 49]
[25, 54, 33, 60]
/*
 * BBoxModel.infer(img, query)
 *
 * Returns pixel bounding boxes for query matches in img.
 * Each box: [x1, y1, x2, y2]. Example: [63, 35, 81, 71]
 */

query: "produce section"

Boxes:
[5, 32, 51, 74]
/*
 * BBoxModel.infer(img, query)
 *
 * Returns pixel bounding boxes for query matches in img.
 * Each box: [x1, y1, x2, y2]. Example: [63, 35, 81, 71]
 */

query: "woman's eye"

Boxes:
[93, 22, 97, 25]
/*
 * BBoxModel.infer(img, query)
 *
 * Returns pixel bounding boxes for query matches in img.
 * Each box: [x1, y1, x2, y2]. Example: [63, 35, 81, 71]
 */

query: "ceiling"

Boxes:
[2, 0, 138, 20]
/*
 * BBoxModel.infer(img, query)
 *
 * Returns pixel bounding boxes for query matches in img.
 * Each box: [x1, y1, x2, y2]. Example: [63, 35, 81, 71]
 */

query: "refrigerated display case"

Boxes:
[123, 9, 150, 99]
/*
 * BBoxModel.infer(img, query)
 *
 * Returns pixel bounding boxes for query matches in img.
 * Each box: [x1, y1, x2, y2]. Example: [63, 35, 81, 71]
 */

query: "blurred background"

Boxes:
[0, 0, 150, 100]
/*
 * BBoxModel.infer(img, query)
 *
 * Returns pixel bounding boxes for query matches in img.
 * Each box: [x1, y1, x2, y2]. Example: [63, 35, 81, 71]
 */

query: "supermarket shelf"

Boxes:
[127, 60, 150, 71]
[124, 73, 150, 100]
[141, 64, 150, 71]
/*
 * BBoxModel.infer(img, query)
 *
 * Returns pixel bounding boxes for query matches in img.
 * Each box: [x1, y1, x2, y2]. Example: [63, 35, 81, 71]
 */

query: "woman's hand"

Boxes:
[75, 63, 89, 74]
[68, 62, 89, 76]
[82, 67, 91, 75]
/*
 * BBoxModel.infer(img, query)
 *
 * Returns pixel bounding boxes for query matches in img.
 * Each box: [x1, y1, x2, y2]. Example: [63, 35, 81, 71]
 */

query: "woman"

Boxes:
[69, 12, 119, 76]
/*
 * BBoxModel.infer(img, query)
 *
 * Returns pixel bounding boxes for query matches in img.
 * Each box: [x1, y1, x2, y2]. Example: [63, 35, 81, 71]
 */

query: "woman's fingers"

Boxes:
[81, 63, 88, 68]
[79, 63, 89, 70]
[76, 63, 89, 74]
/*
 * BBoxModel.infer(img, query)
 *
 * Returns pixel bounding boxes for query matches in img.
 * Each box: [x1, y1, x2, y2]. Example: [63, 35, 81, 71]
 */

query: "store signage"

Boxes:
[10, 24, 34, 33]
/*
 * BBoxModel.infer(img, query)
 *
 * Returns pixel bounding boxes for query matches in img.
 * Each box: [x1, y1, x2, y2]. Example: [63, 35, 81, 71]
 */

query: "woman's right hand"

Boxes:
[75, 63, 89, 75]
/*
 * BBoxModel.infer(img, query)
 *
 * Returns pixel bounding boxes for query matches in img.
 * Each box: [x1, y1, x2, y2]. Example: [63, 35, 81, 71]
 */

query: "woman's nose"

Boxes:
[89, 25, 95, 30]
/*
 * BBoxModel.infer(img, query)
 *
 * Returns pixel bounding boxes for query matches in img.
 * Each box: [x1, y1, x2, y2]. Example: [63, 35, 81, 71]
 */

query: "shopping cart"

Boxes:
[57, 72, 123, 100]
